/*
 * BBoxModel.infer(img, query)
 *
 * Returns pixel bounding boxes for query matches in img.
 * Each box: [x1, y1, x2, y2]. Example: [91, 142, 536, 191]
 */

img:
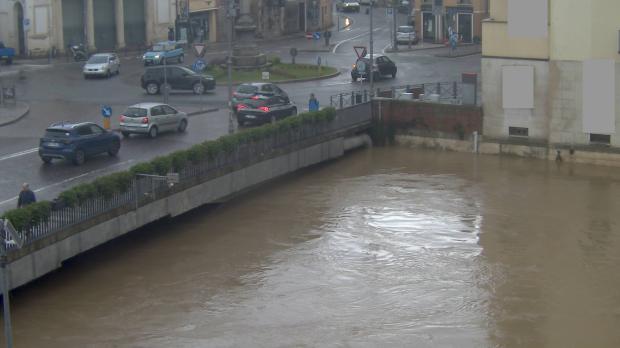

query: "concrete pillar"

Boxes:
[54, 0, 64, 53]
[115, 0, 125, 49]
[145, 0, 154, 46]
[209, 11, 217, 42]
[86, 0, 96, 50]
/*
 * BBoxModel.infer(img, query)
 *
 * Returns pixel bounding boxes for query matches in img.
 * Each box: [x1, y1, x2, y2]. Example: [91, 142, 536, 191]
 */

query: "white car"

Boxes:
[396, 25, 418, 45]
[119, 103, 188, 139]
[83, 53, 120, 79]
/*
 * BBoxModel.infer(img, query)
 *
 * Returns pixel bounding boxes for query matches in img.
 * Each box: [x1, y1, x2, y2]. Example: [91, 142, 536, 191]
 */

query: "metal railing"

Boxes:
[3, 107, 372, 254]
[329, 80, 470, 109]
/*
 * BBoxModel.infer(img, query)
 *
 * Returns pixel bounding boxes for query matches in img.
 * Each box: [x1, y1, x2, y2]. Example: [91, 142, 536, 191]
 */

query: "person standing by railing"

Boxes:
[309, 93, 319, 112]
[17, 183, 36, 208]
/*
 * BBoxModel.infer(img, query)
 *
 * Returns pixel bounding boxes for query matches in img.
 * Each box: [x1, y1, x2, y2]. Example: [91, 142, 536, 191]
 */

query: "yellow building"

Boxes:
[482, 0, 620, 147]
[413, 0, 489, 44]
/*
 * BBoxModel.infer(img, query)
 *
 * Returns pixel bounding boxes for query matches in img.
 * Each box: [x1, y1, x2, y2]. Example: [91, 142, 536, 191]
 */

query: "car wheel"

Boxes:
[41, 156, 52, 164]
[177, 119, 188, 133]
[108, 139, 120, 156]
[146, 82, 160, 95]
[148, 126, 158, 139]
[178, 55, 184, 63]
[121, 131, 131, 138]
[73, 150, 85, 166]
[193, 82, 205, 95]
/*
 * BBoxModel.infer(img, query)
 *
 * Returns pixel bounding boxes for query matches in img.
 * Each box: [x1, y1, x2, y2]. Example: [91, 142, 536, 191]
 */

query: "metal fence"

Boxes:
[4, 108, 372, 253]
[329, 80, 472, 110]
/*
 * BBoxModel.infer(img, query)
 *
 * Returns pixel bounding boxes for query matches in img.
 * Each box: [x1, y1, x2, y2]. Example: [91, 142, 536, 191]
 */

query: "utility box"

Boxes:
[462, 72, 478, 105]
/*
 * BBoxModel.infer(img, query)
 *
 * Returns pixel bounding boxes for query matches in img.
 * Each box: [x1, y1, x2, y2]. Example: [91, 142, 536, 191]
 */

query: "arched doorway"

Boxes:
[14, 1, 26, 56]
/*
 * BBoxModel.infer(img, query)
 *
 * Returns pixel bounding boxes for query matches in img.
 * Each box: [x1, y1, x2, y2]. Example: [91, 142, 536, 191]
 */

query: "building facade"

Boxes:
[482, 0, 620, 148]
[414, 0, 488, 44]
[0, 0, 177, 57]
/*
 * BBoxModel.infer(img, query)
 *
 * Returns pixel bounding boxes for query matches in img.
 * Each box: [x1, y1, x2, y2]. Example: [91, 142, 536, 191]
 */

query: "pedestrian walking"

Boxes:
[309, 93, 320, 112]
[168, 27, 175, 41]
[198, 28, 205, 43]
[17, 183, 36, 208]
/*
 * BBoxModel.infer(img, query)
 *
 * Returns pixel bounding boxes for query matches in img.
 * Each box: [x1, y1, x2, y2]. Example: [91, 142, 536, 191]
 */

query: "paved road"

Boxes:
[0, 8, 480, 213]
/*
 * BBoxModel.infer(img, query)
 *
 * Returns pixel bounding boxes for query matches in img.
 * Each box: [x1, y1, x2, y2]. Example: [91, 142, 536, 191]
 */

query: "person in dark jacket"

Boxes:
[17, 183, 36, 208]
[168, 27, 175, 41]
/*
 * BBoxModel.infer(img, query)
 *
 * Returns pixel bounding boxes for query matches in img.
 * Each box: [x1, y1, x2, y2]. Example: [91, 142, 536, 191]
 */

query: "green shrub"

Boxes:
[2, 208, 32, 231]
[170, 150, 189, 171]
[130, 162, 155, 176]
[74, 183, 97, 203]
[2, 201, 52, 232]
[150, 156, 173, 176]
[59, 189, 79, 207]
[187, 143, 208, 164]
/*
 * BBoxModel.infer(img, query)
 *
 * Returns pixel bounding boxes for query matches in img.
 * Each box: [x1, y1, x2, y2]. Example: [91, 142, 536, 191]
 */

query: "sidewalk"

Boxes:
[385, 43, 481, 57]
[0, 101, 30, 127]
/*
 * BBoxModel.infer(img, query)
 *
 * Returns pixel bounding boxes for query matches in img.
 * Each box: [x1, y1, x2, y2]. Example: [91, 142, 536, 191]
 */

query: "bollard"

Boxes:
[436, 82, 441, 95]
[339, 93, 343, 109]
[391, 87, 396, 98]
[453, 81, 457, 99]
[351, 91, 354, 105]
[364, 89, 368, 102]
[330, 95, 334, 107]
[473, 131, 479, 153]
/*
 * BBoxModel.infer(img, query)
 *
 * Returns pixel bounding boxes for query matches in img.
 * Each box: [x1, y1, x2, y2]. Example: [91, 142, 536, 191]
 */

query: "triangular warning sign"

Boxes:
[193, 44, 206, 57]
[354, 46, 367, 58]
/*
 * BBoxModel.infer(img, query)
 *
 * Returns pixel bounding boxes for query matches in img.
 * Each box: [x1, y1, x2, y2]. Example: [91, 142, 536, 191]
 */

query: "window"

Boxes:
[90, 125, 104, 135]
[589, 134, 611, 145]
[162, 105, 177, 114]
[502, 66, 534, 109]
[34, 6, 49, 35]
[261, 84, 274, 93]
[583, 59, 615, 134]
[124, 108, 147, 117]
[509, 126, 529, 137]
[77, 126, 93, 136]
[157, 0, 170, 24]
[151, 106, 163, 116]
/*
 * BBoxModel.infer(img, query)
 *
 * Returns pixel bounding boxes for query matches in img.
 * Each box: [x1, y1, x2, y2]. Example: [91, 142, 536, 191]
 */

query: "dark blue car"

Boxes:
[38, 122, 121, 165]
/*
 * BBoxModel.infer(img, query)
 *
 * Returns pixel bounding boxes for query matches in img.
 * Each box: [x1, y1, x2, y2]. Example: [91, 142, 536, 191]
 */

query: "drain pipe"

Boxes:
[472, 131, 479, 153]
[344, 134, 373, 152]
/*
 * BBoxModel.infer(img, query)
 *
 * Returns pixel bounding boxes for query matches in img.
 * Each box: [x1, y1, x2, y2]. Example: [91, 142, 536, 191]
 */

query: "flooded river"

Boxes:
[3, 148, 620, 347]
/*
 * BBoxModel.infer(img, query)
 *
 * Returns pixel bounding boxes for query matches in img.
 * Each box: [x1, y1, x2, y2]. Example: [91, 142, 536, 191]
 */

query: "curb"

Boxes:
[0, 101, 30, 127]
[385, 44, 480, 54]
[231, 70, 341, 85]
[435, 51, 482, 58]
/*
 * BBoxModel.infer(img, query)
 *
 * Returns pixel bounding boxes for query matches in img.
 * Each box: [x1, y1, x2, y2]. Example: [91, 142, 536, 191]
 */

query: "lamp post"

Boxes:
[369, 0, 374, 97]
[227, 0, 236, 134]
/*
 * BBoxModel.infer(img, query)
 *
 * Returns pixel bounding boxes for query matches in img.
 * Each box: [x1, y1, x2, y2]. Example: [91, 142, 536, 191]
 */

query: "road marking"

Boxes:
[381, 43, 391, 55]
[0, 148, 38, 162]
[332, 27, 385, 54]
[0, 159, 136, 207]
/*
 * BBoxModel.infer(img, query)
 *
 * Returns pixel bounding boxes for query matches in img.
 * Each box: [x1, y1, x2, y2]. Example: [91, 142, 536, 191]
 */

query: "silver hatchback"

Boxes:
[119, 103, 188, 138]
[83, 53, 120, 78]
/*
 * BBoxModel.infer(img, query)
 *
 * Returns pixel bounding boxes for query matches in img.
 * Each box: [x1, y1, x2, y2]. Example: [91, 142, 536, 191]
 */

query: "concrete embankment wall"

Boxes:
[5, 135, 368, 291]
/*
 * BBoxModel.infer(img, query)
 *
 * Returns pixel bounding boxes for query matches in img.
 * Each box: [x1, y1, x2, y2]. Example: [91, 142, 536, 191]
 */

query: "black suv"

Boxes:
[351, 54, 397, 81]
[231, 82, 289, 114]
[141, 66, 216, 95]
[236, 95, 297, 126]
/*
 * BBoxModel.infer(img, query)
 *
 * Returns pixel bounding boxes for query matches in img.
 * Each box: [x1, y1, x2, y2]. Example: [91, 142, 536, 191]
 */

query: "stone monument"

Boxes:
[231, 6, 267, 69]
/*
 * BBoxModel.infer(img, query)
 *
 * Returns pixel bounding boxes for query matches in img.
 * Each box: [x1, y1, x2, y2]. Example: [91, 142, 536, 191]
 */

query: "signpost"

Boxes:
[192, 58, 207, 72]
[313, 32, 321, 40]
[101, 105, 112, 130]
[193, 43, 206, 57]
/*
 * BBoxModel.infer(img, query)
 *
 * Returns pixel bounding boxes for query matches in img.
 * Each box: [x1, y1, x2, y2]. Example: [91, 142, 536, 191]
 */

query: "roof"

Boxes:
[47, 121, 93, 130]
[127, 102, 165, 109]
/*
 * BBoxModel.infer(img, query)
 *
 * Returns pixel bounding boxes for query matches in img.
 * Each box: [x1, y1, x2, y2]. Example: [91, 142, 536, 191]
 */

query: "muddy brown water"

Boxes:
[2, 147, 620, 347]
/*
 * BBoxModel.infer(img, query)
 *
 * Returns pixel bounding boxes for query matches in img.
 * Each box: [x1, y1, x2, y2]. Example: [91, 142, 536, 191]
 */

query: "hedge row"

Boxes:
[1, 108, 336, 232]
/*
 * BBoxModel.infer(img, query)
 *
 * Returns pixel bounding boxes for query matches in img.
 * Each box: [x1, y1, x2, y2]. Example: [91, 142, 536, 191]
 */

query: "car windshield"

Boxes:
[123, 107, 148, 117]
[244, 98, 268, 108]
[237, 85, 259, 94]
[87, 56, 108, 64]
[45, 129, 71, 138]
[398, 26, 414, 33]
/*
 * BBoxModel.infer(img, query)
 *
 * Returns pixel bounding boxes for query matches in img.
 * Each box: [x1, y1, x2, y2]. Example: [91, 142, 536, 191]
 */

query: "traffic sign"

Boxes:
[101, 105, 112, 118]
[193, 43, 206, 57]
[192, 58, 207, 72]
[354, 46, 367, 58]
[313, 32, 321, 40]
[386, 7, 393, 16]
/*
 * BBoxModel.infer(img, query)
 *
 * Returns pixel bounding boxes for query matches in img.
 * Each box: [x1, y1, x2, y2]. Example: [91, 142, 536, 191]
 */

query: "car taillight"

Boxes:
[141, 117, 149, 124]
[251, 95, 260, 100]
[237, 104, 247, 111]
[259, 106, 270, 112]
[119, 115, 126, 122]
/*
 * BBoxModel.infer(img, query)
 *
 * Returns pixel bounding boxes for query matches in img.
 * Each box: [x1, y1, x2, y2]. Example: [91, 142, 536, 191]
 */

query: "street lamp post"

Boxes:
[369, 0, 374, 97]
[227, 0, 236, 134]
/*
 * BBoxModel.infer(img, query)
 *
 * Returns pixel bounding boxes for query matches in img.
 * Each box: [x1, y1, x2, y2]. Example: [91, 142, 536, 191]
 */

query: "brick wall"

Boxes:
[372, 99, 483, 140]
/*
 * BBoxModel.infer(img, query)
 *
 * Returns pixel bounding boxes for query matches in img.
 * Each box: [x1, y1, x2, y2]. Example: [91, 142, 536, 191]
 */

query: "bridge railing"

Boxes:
[3, 106, 371, 254]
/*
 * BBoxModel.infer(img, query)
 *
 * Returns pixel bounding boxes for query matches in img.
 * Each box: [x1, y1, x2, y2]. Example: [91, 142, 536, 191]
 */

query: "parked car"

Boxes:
[0, 41, 15, 65]
[142, 41, 184, 66]
[351, 54, 397, 81]
[140, 65, 216, 95]
[231, 82, 289, 115]
[337, 0, 361, 12]
[83, 53, 120, 78]
[119, 103, 188, 139]
[396, 25, 418, 45]
[236, 95, 297, 126]
[38, 122, 121, 165]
